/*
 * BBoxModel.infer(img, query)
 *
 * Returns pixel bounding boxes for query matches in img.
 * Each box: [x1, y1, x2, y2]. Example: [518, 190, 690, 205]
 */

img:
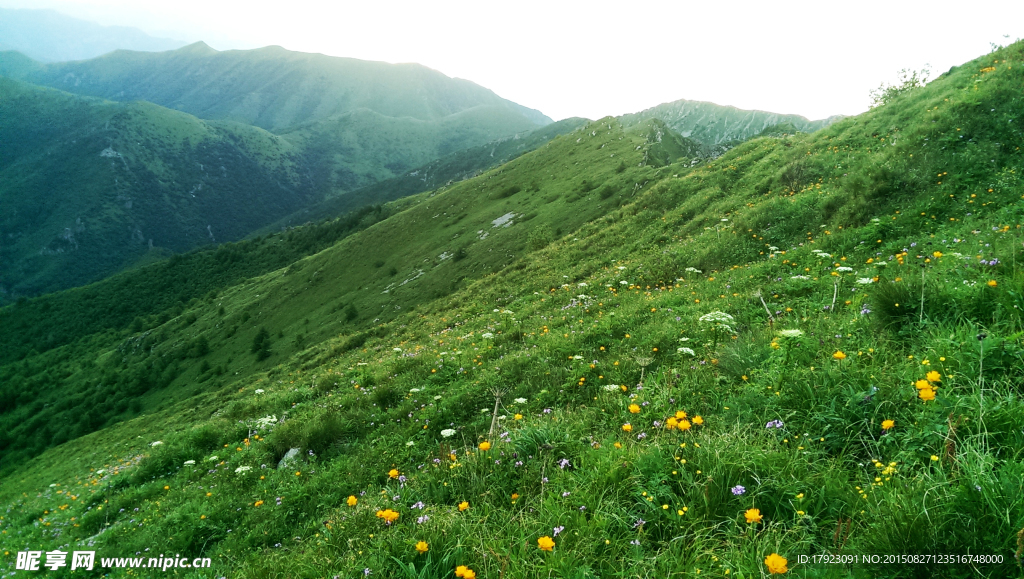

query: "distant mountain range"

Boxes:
[0, 8, 186, 62]
[621, 98, 841, 146]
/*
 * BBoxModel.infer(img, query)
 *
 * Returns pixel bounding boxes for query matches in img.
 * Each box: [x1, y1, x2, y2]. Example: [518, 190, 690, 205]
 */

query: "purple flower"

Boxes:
[731, 485, 746, 496]
[579, 505, 586, 511]
[543, 408, 552, 414]
[553, 525, 565, 537]
[412, 501, 425, 510]
[766, 420, 785, 429]
[558, 458, 570, 469]
[636, 432, 647, 440]
[633, 518, 646, 528]
[860, 305, 872, 315]
[416, 515, 430, 524]
[562, 491, 571, 497]
[398, 475, 407, 483]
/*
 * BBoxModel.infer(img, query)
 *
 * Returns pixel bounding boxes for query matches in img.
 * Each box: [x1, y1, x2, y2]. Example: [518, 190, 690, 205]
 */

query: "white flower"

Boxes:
[409, 388, 421, 393]
[434, 395, 442, 401]
[578, 282, 587, 287]
[481, 332, 494, 339]
[393, 347, 403, 352]
[96, 469, 106, 475]
[255, 415, 278, 430]
[856, 278, 874, 285]
[617, 266, 626, 270]
[514, 398, 527, 404]
[678, 337, 690, 341]
[254, 388, 265, 394]
[778, 329, 804, 338]
[577, 294, 589, 299]
[698, 311, 735, 333]
[677, 347, 696, 356]
[234, 466, 252, 474]
[207, 455, 219, 462]
[572, 355, 583, 360]
[790, 275, 810, 280]
[836, 266, 854, 272]
[405, 441, 415, 447]
[684, 267, 702, 273]
[620, 280, 629, 285]
[183, 460, 196, 466]
[603, 384, 621, 392]
[441, 429, 457, 438]
[150, 441, 163, 447]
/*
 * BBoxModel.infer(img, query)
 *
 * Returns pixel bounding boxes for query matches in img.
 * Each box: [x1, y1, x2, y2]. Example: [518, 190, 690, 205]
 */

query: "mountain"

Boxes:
[0, 76, 318, 300]
[0, 8, 185, 62]
[0, 42, 551, 131]
[0, 46, 554, 300]
[621, 97, 841, 147]
[1, 40, 1022, 578]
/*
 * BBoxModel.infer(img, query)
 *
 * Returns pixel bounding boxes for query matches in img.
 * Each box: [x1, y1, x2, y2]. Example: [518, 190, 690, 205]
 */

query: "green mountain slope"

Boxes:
[1, 42, 1024, 578]
[0, 77, 317, 300]
[621, 97, 841, 147]
[0, 42, 550, 131]
[0, 8, 186, 62]
[265, 117, 591, 229]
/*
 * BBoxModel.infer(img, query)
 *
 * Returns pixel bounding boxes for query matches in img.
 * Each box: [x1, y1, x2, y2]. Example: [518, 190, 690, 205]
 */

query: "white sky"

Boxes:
[3, 0, 1022, 121]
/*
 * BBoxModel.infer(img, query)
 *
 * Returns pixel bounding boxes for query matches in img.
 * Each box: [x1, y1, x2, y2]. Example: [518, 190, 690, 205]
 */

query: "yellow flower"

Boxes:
[833, 351, 847, 360]
[458, 501, 469, 511]
[678, 419, 692, 431]
[692, 415, 704, 426]
[622, 423, 633, 432]
[881, 419, 895, 430]
[933, 251, 943, 258]
[931, 455, 939, 461]
[613, 442, 622, 448]
[478, 441, 491, 451]
[415, 541, 429, 554]
[765, 553, 789, 574]
[745, 508, 763, 524]
[388, 469, 400, 479]
[347, 495, 358, 507]
[455, 566, 469, 578]
[375, 509, 399, 524]
[538, 536, 555, 551]
[675, 410, 687, 420]
[254, 500, 264, 507]
[628, 404, 641, 414]
[914, 379, 931, 390]
[463, 571, 476, 579]
[919, 387, 936, 402]
[987, 280, 998, 287]
[514, 414, 523, 420]
[511, 493, 519, 501]
[926, 370, 941, 383]
[665, 417, 678, 430]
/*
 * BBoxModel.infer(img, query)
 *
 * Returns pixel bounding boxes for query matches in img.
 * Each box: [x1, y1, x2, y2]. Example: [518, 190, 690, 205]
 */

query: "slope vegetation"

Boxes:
[1, 42, 1023, 579]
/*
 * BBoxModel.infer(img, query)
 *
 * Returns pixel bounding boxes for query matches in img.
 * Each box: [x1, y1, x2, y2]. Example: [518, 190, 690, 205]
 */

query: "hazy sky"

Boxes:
[3, 0, 1022, 121]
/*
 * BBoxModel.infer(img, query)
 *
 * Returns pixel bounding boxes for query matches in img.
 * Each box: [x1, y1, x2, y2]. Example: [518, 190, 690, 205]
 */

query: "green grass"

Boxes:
[1, 41, 1024, 579]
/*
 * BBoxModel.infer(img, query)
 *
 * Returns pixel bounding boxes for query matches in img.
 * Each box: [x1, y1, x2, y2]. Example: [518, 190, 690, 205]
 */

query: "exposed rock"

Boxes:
[277, 448, 300, 470]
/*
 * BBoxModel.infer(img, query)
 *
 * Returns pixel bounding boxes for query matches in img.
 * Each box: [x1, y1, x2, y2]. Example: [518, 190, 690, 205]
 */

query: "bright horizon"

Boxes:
[1, 0, 1022, 122]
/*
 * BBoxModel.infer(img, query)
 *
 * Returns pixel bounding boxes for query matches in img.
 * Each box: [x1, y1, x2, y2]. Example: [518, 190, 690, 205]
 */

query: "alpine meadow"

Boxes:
[0, 25, 1023, 579]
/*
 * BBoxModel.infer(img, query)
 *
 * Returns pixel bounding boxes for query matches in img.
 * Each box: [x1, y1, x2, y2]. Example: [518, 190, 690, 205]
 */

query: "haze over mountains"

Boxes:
[0, 7, 186, 62]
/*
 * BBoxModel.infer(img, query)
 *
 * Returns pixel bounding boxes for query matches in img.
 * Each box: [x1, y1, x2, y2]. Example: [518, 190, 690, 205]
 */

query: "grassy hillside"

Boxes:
[620, 98, 840, 148]
[1, 42, 1024, 579]
[0, 77, 321, 301]
[263, 117, 591, 230]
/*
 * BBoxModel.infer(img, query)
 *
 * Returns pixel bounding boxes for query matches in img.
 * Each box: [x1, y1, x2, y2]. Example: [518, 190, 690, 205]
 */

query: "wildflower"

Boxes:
[415, 541, 428, 554]
[666, 417, 678, 429]
[511, 493, 519, 501]
[234, 466, 252, 474]
[558, 458, 571, 469]
[478, 441, 491, 451]
[881, 420, 895, 430]
[622, 423, 633, 432]
[988, 280, 998, 287]
[514, 398, 527, 404]
[766, 420, 784, 429]
[254, 500, 264, 507]
[745, 508, 763, 524]
[914, 379, 931, 390]
[514, 414, 523, 420]
[183, 460, 195, 466]
[678, 419, 692, 431]
[613, 442, 622, 448]
[375, 509, 399, 524]
[455, 566, 469, 577]
[692, 416, 704, 425]
[919, 387, 936, 402]
[553, 525, 565, 537]
[150, 441, 163, 447]
[633, 518, 645, 528]
[833, 351, 847, 360]
[389, 469, 400, 479]
[731, 485, 746, 495]
[926, 370, 941, 383]
[538, 536, 555, 551]
[628, 404, 641, 414]
[856, 277, 874, 285]
[677, 346, 696, 355]
[675, 410, 687, 420]
[765, 553, 788, 574]
[347, 495, 358, 507]
[931, 455, 939, 461]
[441, 429, 456, 438]
[458, 501, 469, 511]
[777, 329, 803, 338]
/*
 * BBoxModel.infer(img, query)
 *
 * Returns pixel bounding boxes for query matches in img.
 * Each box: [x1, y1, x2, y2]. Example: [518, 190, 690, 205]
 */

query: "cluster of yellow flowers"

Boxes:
[375, 509, 399, 524]
[455, 565, 477, 578]
[915, 370, 942, 401]
[663, 410, 704, 431]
